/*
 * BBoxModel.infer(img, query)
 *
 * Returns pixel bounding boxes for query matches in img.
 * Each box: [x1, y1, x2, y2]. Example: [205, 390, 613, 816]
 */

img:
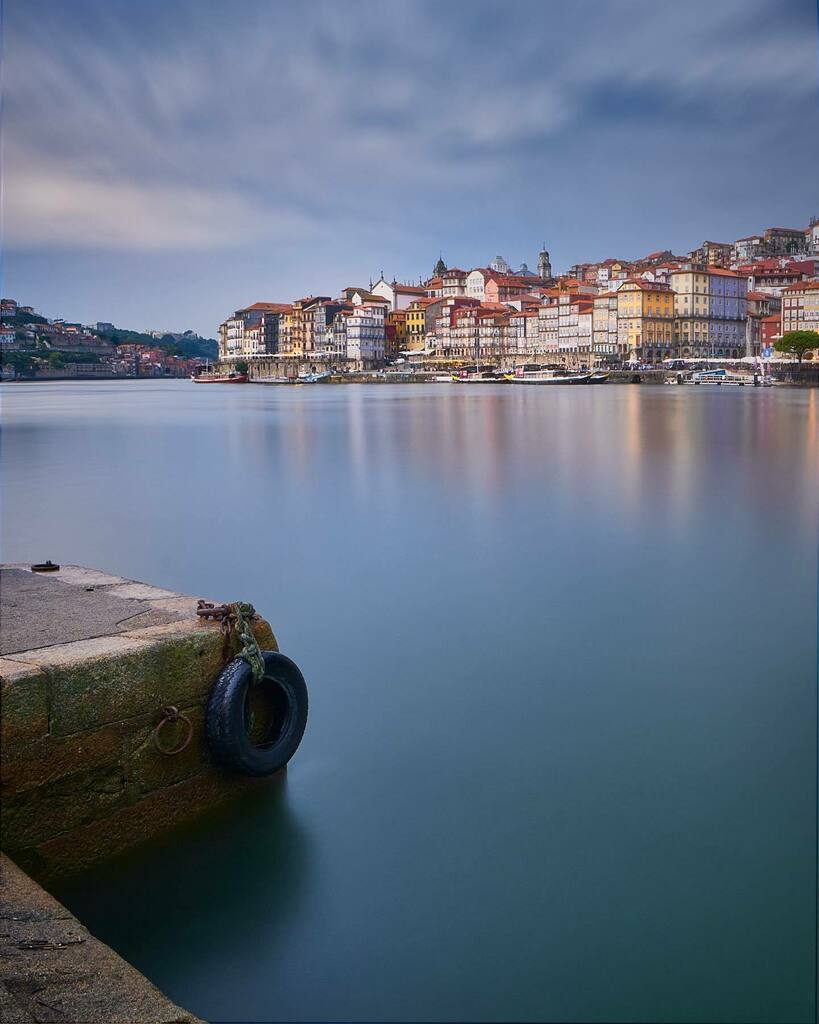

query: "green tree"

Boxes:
[774, 330, 819, 364]
[235, 360, 249, 375]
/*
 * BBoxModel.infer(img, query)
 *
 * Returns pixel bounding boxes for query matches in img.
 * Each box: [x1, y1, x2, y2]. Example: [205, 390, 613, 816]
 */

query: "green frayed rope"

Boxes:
[228, 602, 265, 684]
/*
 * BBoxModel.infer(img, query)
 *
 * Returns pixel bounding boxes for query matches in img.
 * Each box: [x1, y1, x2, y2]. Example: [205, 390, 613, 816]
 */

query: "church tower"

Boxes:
[538, 244, 552, 282]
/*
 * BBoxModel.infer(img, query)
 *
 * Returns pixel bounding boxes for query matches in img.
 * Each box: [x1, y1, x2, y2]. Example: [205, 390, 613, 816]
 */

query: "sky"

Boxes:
[2, 0, 819, 337]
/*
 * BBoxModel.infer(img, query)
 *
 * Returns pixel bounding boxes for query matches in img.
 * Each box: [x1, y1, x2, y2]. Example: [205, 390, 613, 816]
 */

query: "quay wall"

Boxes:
[0, 853, 203, 1023]
[0, 565, 277, 881]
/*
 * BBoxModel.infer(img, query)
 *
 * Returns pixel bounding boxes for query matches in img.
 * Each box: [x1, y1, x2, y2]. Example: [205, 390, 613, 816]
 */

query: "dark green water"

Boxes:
[2, 381, 817, 1023]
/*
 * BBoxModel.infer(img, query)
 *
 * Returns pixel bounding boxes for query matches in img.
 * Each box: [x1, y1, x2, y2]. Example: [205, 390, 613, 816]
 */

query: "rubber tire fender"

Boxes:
[206, 651, 308, 776]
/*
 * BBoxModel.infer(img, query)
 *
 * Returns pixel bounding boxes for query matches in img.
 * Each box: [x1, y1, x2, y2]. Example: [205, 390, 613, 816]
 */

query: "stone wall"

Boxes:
[0, 565, 278, 880]
[0, 853, 203, 1023]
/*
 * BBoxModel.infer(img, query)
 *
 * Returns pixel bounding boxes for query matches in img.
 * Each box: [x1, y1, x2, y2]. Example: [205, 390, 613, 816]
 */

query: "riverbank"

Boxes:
[4, 365, 817, 386]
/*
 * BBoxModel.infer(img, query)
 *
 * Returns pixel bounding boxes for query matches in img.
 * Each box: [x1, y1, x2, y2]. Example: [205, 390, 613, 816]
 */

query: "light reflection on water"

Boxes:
[2, 381, 817, 1023]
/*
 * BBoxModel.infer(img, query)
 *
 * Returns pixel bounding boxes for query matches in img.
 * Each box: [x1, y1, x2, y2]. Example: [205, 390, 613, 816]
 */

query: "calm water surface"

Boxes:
[2, 381, 817, 1023]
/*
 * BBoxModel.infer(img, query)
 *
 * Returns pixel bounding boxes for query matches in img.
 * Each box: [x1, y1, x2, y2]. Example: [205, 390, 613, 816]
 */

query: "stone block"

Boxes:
[47, 633, 216, 736]
[1, 724, 126, 796]
[3, 766, 128, 851]
[0, 667, 49, 754]
[28, 772, 261, 878]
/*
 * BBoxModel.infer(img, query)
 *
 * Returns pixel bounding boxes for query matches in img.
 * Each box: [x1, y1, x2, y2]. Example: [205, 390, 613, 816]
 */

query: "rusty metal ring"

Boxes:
[152, 706, 193, 756]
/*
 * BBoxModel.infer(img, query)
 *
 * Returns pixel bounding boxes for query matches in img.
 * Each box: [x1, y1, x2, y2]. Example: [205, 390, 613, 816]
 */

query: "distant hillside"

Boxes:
[1, 311, 49, 326]
[92, 327, 218, 359]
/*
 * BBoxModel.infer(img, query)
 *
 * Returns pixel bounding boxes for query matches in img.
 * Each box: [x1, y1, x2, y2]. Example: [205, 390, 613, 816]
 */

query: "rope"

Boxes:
[196, 600, 265, 683]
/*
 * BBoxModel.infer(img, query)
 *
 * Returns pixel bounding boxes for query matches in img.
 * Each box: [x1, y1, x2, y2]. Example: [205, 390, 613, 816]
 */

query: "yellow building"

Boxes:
[405, 300, 429, 351]
[616, 279, 674, 362]
[278, 307, 294, 355]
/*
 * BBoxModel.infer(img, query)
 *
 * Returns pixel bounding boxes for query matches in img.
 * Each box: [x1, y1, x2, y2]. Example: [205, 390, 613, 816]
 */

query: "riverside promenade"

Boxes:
[0, 562, 279, 1022]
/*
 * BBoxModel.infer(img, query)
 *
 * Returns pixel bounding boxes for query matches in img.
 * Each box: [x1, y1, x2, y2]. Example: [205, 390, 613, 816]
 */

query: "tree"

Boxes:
[235, 360, 249, 375]
[774, 330, 819, 364]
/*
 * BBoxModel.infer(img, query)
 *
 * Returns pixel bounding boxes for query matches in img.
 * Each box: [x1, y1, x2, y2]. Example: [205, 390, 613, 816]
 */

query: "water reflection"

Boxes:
[53, 778, 313, 1020]
[3, 382, 817, 1024]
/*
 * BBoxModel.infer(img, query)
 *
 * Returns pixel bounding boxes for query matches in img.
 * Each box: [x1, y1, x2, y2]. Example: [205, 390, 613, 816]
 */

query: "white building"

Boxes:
[345, 304, 385, 365]
[465, 269, 493, 301]
[371, 277, 428, 311]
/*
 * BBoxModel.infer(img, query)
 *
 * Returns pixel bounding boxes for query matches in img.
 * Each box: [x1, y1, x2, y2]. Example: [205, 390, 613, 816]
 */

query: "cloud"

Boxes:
[4, 164, 319, 251]
[2, 0, 817, 255]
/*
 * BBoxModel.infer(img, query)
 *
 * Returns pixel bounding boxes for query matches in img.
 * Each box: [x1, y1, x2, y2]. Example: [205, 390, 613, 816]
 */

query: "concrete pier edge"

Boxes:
[0, 563, 283, 1022]
[0, 853, 204, 1023]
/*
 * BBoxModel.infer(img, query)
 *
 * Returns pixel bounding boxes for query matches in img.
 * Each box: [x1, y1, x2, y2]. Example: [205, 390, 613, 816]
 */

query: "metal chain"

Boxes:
[196, 599, 265, 683]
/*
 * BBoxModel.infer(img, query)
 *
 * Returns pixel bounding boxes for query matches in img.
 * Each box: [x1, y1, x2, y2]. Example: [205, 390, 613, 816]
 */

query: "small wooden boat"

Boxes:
[454, 371, 507, 383]
[191, 371, 248, 383]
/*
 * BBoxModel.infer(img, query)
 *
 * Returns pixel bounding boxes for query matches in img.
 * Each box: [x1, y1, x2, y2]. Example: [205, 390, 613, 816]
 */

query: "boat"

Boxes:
[588, 372, 609, 384]
[689, 368, 772, 387]
[191, 367, 248, 383]
[454, 370, 508, 383]
[434, 374, 455, 382]
[508, 369, 592, 385]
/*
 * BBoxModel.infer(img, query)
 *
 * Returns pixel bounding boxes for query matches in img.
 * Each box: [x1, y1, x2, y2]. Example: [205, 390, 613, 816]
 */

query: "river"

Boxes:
[2, 380, 817, 1023]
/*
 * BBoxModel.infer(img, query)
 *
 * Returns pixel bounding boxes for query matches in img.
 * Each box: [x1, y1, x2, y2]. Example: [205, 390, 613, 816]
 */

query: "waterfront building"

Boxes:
[745, 291, 781, 357]
[556, 293, 594, 365]
[668, 266, 747, 359]
[405, 298, 434, 350]
[341, 304, 386, 367]
[592, 292, 620, 364]
[759, 315, 781, 354]
[616, 279, 675, 362]
[538, 300, 559, 356]
[781, 281, 819, 339]
[218, 301, 292, 359]
[386, 310, 407, 360]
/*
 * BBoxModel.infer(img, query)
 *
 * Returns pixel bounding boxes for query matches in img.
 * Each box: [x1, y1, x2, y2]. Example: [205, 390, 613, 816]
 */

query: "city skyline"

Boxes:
[3, 0, 819, 336]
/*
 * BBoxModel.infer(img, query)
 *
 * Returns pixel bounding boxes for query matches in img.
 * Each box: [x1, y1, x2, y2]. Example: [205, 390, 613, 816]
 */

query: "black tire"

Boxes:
[206, 651, 308, 776]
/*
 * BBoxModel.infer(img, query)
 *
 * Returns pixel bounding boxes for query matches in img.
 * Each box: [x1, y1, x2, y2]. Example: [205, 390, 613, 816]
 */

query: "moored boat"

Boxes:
[689, 368, 773, 387]
[191, 370, 248, 383]
[454, 370, 508, 383]
[508, 369, 592, 385]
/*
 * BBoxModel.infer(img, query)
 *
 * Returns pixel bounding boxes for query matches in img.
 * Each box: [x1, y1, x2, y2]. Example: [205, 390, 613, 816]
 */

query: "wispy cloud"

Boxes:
[5, 0, 816, 253]
[2, 0, 817, 333]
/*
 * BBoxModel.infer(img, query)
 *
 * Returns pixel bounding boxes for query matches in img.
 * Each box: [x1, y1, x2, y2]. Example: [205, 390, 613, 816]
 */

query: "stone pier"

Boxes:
[0, 564, 277, 880]
[0, 562, 285, 1022]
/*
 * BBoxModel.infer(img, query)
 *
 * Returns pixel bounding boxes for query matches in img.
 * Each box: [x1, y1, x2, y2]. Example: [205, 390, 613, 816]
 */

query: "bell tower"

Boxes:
[538, 244, 552, 282]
